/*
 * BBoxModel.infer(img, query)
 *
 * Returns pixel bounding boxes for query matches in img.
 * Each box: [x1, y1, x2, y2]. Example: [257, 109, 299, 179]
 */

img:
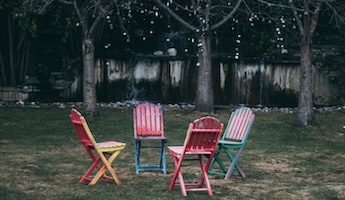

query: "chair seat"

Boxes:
[218, 140, 243, 145]
[135, 136, 167, 140]
[97, 141, 126, 149]
[168, 146, 213, 155]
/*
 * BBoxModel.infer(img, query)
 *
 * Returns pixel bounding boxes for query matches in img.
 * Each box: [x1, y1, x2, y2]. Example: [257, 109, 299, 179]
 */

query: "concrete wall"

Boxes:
[0, 87, 30, 101]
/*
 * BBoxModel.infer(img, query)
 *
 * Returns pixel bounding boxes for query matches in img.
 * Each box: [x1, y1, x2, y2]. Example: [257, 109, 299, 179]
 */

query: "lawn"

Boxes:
[0, 105, 344, 199]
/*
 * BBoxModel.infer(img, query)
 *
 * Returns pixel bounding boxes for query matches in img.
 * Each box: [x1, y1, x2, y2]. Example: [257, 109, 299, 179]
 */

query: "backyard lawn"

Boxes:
[0, 105, 344, 199]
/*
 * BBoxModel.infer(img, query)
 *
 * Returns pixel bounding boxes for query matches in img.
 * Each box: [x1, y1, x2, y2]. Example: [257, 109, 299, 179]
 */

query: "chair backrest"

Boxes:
[70, 108, 98, 149]
[222, 107, 255, 142]
[133, 102, 164, 138]
[183, 116, 224, 153]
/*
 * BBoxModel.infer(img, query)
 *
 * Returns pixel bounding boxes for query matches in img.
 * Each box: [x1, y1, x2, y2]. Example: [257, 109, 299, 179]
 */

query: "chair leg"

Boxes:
[160, 140, 167, 174]
[170, 154, 214, 196]
[198, 155, 212, 196]
[224, 147, 246, 180]
[105, 151, 122, 185]
[134, 140, 141, 174]
[169, 155, 180, 190]
[80, 157, 101, 183]
[177, 167, 187, 196]
[208, 153, 217, 173]
[135, 139, 166, 174]
[208, 146, 246, 179]
[90, 151, 122, 185]
[169, 155, 187, 196]
[208, 146, 228, 175]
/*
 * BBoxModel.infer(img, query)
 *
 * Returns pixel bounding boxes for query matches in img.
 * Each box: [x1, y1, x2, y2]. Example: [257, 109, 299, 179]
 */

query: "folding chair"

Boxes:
[168, 116, 223, 196]
[69, 108, 126, 185]
[133, 102, 167, 174]
[208, 107, 255, 180]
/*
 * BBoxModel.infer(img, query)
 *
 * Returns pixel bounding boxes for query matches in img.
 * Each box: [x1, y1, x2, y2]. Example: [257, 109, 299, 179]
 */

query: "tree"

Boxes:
[22, 0, 120, 116]
[257, 0, 345, 126]
[152, 0, 243, 112]
[56, 0, 120, 116]
[0, 0, 41, 87]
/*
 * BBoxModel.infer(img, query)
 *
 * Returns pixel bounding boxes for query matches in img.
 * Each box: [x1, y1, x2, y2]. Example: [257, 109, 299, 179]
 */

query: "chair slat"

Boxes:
[134, 102, 164, 137]
[225, 107, 254, 141]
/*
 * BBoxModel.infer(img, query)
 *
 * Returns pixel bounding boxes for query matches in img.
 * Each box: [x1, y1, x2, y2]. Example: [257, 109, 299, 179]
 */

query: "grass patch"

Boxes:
[0, 107, 344, 199]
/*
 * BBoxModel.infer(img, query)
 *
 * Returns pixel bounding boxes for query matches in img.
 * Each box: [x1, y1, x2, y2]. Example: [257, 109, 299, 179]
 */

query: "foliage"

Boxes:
[0, 0, 38, 86]
[0, 107, 344, 199]
[315, 46, 345, 104]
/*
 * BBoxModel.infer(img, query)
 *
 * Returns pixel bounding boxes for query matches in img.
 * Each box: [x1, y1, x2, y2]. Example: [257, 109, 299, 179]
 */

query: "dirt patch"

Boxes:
[254, 158, 301, 173]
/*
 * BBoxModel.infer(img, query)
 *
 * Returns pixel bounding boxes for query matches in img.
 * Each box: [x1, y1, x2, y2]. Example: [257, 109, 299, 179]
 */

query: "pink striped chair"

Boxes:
[133, 102, 167, 174]
[168, 116, 223, 196]
[208, 107, 255, 180]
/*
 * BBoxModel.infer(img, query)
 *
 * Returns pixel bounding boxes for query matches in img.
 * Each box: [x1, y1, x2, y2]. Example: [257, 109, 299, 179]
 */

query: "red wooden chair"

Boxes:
[168, 116, 223, 196]
[69, 108, 126, 185]
[133, 102, 167, 174]
[208, 107, 255, 180]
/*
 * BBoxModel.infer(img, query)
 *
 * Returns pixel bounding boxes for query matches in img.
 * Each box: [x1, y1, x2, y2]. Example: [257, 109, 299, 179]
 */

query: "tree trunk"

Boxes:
[17, 36, 30, 84]
[297, 28, 314, 126]
[195, 34, 214, 112]
[82, 36, 100, 117]
[0, 50, 7, 85]
[8, 17, 16, 86]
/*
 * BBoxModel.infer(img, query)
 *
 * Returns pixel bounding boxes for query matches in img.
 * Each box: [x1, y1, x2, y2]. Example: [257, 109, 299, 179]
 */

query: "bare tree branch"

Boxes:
[287, 0, 304, 35]
[152, 0, 196, 31]
[113, 0, 129, 41]
[89, 1, 114, 36]
[72, 1, 84, 28]
[22, 0, 55, 15]
[257, 0, 303, 11]
[211, 0, 243, 30]
[310, 2, 322, 33]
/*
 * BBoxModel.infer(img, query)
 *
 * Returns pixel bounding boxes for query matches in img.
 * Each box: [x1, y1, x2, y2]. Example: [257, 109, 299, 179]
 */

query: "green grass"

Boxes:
[0, 106, 344, 199]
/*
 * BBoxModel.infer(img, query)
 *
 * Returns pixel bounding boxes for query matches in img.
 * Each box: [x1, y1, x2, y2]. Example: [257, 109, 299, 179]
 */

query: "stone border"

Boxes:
[0, 100, 344, 113]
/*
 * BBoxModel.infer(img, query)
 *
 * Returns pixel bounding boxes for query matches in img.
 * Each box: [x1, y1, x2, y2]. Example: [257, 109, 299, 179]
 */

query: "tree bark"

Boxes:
[8, 17, 16, 86]
[195, 34, 214, 112]
[0, 49, 7, 85]
[285, 1, 321, 126]
[296, 15, 314, 126]
[82, 36, 100, 117]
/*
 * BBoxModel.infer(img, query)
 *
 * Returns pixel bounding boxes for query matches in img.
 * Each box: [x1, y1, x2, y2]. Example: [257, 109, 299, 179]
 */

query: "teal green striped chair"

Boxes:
[208, 107, 255, 180]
